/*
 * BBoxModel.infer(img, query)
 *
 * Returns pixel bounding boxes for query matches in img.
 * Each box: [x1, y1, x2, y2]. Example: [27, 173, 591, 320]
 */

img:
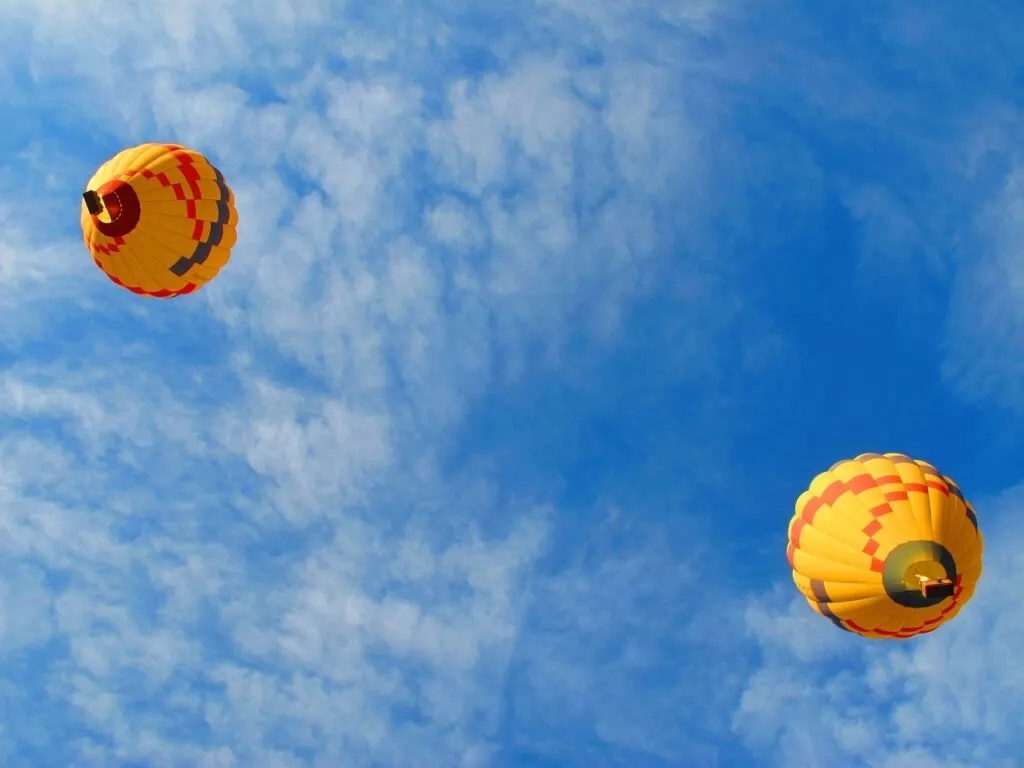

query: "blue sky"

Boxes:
[1, 1, 1023, 766]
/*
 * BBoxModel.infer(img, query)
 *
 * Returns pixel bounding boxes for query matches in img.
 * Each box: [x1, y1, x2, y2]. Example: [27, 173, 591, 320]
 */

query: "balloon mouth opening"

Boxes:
[83, 189, 125, 222]
[83, 182, 141, 238]
[883, 542, 958, 608]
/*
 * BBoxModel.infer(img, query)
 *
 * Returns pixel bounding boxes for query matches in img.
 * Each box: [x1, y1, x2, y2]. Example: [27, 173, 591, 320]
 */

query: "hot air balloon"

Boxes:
[787, 453, 982, 639]
[80, 143, 237, 297]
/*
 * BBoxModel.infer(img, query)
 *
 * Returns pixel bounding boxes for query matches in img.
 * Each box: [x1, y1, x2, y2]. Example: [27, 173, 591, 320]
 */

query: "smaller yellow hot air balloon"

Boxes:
[787, 453, 983, 639]
[80, 143, 238, 297]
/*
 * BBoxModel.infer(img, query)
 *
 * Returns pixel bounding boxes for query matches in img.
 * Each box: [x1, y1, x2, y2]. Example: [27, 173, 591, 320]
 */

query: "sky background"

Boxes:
[1, 1, 1023, 766]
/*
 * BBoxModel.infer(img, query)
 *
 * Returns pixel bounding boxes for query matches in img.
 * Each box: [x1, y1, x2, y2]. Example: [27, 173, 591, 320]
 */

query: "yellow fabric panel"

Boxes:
[836, 459, 921, 543]
[183, 245, 233, 283]
[138, 210, 202, 239]
[792, 519, 875, 572]
[942, 504, 979, 568]
[792, 571, 884, 603]
[824, 597, 899, 627]
[795, 491, 859, 548]
[897, 459, 937, 538]
[120, 233, 193, 293]
[136, 178, 230, 204]
[790, 546, 881, 584]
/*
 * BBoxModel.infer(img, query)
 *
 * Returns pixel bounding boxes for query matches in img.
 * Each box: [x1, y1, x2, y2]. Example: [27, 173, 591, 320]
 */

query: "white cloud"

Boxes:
[499, 516, 751, 766]
[943, 152, 1024, 410]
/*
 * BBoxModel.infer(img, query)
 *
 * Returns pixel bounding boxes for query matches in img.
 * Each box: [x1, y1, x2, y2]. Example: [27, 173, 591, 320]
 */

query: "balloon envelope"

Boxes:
[787, 453, 982, 639]
[80, 143, 237, 297]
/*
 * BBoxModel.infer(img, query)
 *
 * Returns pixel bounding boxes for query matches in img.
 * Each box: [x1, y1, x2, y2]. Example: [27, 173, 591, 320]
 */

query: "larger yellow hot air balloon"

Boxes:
[787, 453, 983, 639]
[80, 143, 237, 297]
